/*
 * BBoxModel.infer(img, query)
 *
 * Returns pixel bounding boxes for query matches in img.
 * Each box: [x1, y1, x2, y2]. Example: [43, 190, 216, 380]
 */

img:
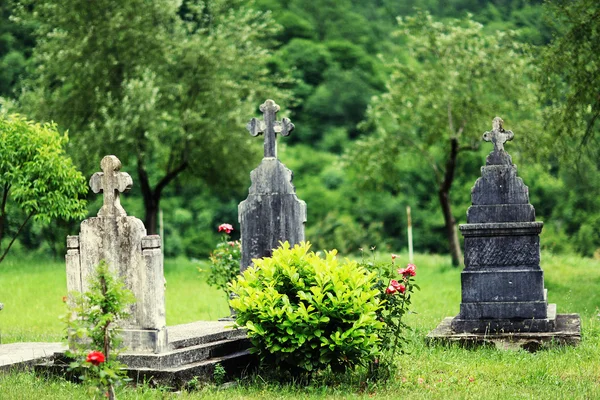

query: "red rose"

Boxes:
[398, 283, 406, 294]
[398, 263, 416, 277]
[86, 350, 105, 366]
[218, 223, 234, 234]
[385, 285, 397, 294]
[390, 279, 402, 290]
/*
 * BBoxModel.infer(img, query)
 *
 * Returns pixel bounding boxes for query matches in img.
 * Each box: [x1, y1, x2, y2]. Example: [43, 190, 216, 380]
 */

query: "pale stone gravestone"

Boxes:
[66, 155, 167, 353]
[451, 117, 554, 333]
[239, 99, 307, 272]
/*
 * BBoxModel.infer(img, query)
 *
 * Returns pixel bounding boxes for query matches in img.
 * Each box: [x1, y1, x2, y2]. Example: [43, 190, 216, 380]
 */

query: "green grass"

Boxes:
[0, 255, 229, 343]
[1, 251, 600, 398]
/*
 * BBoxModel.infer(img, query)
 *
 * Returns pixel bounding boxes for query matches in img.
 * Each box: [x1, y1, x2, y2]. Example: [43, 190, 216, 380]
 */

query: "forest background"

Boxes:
[0, 0, 598, 264]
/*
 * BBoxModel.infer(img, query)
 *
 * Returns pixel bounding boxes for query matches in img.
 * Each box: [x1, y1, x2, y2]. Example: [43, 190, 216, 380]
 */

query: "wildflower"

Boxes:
[218, 223, 234, 234]
[398, 263, 416, 277]
[86, 350, 105, 366]
[391, 253, 398, 262]
[62, 296, 67, 303]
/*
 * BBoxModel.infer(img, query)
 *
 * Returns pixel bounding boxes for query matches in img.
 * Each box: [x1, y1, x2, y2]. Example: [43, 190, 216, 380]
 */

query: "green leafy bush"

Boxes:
[229, 241, 383, 375]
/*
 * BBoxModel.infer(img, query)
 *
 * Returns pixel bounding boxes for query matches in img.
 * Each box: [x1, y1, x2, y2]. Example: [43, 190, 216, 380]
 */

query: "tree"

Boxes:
[540, 0, 600, 152]
[350, 12, 539, 266]
[0, 114, 87, 262]
[17, 0, 289, 234]
[535, 0, 600, 255]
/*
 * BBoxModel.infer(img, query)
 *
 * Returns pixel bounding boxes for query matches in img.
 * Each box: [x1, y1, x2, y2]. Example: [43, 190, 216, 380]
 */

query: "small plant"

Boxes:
[230, 241, 383, 377]
[213, 363, 227, 386]
[206, 223, 241, 297]
[360, 251, 419, 380]
[62, 260, 135, 399]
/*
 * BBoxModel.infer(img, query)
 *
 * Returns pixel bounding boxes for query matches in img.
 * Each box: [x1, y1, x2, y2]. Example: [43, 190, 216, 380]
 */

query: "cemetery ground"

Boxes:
[1, 252, 600, 399]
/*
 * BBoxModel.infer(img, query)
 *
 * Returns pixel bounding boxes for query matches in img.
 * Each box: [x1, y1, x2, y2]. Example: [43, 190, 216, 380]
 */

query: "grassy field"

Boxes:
[1, 251, 600, 399]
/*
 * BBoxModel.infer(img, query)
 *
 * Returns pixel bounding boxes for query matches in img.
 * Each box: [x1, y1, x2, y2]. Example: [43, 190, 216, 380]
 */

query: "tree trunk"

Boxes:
[439, 137, 463, 267]
[143, 194, 159, 235]
[137, 157, 188, 235]
[438, 189, 462, 267]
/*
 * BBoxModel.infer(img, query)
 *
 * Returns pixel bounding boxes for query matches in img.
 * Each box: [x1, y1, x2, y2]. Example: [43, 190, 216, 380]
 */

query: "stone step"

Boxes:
[119, 337, 251, 369]
[126, 349, 257, 389]
[167, 325, 247, 350]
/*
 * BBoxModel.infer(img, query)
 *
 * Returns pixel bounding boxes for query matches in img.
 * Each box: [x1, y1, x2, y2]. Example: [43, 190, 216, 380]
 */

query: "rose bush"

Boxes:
[206, 223, 241, 297]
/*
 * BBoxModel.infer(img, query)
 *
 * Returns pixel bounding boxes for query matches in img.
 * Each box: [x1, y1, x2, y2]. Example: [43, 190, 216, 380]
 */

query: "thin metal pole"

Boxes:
[407, 206, 414, 263]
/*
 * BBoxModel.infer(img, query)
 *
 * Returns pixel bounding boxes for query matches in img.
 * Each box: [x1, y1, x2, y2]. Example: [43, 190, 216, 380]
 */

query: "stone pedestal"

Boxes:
[66, 156, 167, 353]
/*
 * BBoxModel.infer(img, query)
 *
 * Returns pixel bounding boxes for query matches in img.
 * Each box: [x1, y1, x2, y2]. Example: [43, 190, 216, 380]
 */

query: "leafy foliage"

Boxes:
[16, 0, 290, 234]
[230, 241, 383, 376]
[207, 230, 241, 297]
[0, 113, 87, 262]
[63, 261, 135, 399]
[348, 12, 540, 265]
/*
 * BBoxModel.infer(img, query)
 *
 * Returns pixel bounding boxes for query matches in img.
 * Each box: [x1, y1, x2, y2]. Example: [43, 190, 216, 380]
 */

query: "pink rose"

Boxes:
[385, 285, 397, 295]
[218, 223, 234, 234]
[398, 263, 416, 277]
[390, 279, 406, 294]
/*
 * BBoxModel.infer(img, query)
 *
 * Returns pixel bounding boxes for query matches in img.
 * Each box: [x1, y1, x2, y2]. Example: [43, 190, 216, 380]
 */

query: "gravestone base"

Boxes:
[428, 313, 580, 351]
[451, 303, 557, 333]
[36, 321, 256, 388]
[120, 327, 168, 354]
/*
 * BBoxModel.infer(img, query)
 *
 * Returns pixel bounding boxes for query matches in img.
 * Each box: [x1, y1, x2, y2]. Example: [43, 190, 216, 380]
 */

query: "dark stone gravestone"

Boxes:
[451, 117, 554, 333]
[239, 99, 307, 272]
[427, 118, 580, 349]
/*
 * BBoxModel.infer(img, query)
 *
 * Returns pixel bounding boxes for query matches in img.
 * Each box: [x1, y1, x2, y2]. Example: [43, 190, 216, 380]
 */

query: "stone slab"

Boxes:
[463, 235, 541, 268]
[459, 301, 548, 319]
[0, 342, 67, 371]
[467, 204, 535, 223]
[428, 313, 580, 351]
[460, 270, 545, 302]
[166, 321, 246, 349]
[452, 303, 556, 333]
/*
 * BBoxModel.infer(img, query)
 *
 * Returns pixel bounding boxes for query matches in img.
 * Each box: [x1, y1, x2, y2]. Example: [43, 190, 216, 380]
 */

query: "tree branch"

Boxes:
[0, 212, 34, 264]
[155, 161, 189, 199]
[0, 184, 10, 248]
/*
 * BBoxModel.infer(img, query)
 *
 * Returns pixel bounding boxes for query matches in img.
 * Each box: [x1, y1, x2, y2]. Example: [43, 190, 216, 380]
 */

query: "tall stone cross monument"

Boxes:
[66, 155, 167, 353]
[239, 99, 307, 272]
[451, 118, 555, 333]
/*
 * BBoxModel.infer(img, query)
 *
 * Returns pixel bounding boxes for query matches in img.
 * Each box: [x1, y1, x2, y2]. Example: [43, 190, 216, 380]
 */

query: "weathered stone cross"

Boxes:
[90, 155, 133, 217]
[246, 99, 294, 158]
[483, 117, 514, 152]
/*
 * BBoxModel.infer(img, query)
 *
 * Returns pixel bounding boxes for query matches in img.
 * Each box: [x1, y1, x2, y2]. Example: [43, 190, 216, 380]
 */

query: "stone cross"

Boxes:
[90, 155, 133, 217]
[247, 99, 294, 158]
[482, 117, 514, 152]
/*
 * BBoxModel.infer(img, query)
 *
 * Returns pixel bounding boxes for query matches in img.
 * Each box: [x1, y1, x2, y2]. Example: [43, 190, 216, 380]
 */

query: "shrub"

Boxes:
[63, 261, 135, 399]
[229, 241, 383, 376]
[360, 252, 419, 380]
[206, 223, 241, 297]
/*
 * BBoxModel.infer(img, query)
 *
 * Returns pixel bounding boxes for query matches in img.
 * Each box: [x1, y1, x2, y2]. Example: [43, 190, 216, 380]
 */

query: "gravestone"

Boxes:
[66, 155, 167, 353]
[451, 117, 555, 333]
[239, 99, 307, 272]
